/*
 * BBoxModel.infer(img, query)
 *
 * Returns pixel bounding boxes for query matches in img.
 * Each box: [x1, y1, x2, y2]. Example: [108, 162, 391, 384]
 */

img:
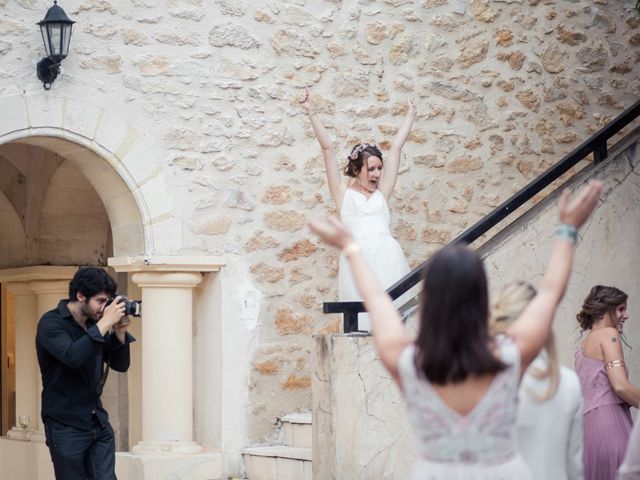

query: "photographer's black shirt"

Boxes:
[36, 299, 135, 431]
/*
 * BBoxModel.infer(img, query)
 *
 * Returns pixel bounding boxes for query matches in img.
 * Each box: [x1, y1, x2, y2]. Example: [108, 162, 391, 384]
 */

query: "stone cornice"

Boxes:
[0, 266, 77, 283]
[108, 256, 226, 273]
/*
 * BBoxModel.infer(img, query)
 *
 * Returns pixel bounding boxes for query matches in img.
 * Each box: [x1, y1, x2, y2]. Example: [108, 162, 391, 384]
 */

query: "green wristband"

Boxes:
[554, 224, 578, 244]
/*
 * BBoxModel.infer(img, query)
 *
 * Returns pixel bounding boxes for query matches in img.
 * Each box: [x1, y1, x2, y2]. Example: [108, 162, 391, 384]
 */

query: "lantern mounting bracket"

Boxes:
[36, 57, 61, 90]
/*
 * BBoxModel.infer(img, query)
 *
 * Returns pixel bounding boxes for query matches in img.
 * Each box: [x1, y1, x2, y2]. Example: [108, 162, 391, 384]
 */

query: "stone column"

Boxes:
[5, 283, 38, 441]
[29, 280, 70, 442]
[130, 271, 203, 453]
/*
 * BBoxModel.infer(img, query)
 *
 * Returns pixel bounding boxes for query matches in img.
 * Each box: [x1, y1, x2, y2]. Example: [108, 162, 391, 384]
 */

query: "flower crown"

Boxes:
[349, 142, 380, 160]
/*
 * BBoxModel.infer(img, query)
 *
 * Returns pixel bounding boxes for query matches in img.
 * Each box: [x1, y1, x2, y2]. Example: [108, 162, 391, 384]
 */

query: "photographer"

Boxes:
[36, 267, 135, 480]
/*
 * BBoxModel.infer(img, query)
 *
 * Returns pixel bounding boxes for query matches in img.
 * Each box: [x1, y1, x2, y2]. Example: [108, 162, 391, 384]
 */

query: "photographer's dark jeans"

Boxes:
[44, 417, 117, 480]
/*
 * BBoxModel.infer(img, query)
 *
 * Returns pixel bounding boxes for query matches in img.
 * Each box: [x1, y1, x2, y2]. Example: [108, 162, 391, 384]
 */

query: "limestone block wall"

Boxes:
[1, 0, 639, 440]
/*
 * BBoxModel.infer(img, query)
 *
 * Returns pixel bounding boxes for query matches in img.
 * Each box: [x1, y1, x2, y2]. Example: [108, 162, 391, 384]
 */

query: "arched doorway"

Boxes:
[0, 136, 145, 450]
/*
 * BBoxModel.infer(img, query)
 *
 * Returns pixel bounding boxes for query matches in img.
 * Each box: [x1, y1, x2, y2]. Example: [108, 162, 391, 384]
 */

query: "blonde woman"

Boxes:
[491, 282, 584, 480]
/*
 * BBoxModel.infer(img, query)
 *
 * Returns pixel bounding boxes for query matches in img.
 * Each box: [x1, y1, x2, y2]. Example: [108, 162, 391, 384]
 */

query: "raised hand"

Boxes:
[299, 87, 314, 114]
[406, 97, 417, 119]
[308, 216, 354, 251]
[101, 296, 126, 328]
[558, 180, 603, 229]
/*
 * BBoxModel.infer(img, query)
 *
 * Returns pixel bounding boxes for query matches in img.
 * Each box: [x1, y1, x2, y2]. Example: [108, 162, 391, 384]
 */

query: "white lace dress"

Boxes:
[398, 335, 534, 480]
[338, 188, 409, 301]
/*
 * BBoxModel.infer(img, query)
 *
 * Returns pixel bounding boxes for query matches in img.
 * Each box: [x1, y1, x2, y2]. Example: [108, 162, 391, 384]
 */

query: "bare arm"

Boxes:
[300, 89, 345, 209]
[378, 98, 417, 200]
[601, 328, 640, 408]
[507, 181, 603, 374]
[309, 217, 412, 385]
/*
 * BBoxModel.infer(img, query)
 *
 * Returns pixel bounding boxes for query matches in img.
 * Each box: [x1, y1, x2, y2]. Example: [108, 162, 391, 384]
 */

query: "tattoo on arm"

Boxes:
[611, 337, 617, 343]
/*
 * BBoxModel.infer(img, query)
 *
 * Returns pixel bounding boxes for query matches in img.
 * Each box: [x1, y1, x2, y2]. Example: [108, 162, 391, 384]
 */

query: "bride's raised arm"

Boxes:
[378, 98, 417, 200]
[300, 88, 346, 209]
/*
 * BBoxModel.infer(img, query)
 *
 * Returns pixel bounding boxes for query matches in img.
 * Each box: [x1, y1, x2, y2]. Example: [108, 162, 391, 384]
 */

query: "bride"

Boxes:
[300, 89, 417, 330]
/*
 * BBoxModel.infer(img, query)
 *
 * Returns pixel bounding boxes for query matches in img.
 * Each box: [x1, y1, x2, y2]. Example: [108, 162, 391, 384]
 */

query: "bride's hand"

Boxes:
[309, 216, 354, 250]
[299, 87, 314, 114]
[406, 97, 417, 118]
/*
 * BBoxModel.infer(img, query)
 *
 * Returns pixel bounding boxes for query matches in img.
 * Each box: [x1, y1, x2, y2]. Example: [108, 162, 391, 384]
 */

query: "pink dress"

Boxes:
[397, 335, 533, 479]
[575, 346, 633, 480]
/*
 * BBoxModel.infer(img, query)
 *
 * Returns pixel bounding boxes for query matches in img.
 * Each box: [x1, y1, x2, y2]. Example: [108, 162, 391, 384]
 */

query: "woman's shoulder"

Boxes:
[587, 327, 621, 347]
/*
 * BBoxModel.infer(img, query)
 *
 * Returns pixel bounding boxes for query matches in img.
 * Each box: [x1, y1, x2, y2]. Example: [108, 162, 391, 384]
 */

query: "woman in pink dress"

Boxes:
[574, 285, 640, 480]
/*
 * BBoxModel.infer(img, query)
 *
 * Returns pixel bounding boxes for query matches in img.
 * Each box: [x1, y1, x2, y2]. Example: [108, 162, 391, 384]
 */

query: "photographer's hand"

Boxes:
[114, 316, 131, 344]
[97, 296, 126, 336]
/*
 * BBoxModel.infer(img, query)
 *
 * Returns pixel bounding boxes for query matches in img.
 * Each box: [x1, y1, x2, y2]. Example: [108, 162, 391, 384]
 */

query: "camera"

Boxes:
[106, 295, 142, 317]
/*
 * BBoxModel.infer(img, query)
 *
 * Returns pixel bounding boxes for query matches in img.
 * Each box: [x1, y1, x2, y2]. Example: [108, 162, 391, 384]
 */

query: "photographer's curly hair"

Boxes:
[576, 285, 628, 332]
[344, 143, 383, 177]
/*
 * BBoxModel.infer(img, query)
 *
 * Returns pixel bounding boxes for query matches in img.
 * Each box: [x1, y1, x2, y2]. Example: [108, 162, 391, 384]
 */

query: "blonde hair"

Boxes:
[490, 281, 560, 402]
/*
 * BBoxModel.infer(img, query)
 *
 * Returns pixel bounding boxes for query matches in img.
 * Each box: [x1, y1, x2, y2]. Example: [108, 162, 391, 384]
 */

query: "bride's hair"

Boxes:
[344, 143, 383, 177]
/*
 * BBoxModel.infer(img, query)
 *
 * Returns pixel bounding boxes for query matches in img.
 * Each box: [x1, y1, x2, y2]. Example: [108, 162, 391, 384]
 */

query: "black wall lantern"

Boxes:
[37, 0, 75, 90]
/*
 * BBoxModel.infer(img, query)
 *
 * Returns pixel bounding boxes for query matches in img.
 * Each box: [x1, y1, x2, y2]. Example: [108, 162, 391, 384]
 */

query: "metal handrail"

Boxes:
[324, 99, 640, 333]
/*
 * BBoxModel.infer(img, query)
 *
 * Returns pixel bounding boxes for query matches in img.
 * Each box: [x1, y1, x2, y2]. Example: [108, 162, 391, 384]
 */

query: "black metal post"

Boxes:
[594, 142, 608, 164]
[343, 312, 358, 333]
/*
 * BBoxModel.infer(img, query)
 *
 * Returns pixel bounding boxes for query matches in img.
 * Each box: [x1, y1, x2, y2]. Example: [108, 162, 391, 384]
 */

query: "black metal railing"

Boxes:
[324, 99, 640, 333]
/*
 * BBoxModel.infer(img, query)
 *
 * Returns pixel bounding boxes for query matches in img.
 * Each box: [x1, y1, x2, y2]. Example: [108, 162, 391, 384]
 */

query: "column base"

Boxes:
[116, 450, 223, 480]
[131, 440, 203, 454]
[30, 430, 46, 443]
[6, 427, 31, 441]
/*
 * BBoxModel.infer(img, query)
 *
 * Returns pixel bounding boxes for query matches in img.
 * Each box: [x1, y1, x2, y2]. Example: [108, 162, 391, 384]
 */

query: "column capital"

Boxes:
[5, 282, 34, 296]
[131, 271, 203, 289]
[0, 265, 76, 283]
[28, 280, 70, 295]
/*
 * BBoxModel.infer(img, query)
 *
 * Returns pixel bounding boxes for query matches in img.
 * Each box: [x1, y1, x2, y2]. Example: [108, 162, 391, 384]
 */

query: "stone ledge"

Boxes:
[242, 446, 312, 461]
[280, 412, 312, 424]
[116, 451, 223, 480]
[109, 255, 226, 273]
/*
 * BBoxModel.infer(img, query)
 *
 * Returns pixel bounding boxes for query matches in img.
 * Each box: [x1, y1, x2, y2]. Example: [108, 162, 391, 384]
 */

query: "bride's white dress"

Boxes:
[338, 189, 409, 326]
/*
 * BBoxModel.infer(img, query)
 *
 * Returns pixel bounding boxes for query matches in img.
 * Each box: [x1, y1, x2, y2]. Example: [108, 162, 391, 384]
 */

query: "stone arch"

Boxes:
[0, 190, 28, 267]
[0, 93, 176, 257]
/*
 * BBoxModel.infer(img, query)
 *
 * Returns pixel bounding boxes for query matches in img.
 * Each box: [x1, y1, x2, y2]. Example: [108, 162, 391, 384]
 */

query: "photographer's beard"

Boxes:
[80, 298, 103, 323]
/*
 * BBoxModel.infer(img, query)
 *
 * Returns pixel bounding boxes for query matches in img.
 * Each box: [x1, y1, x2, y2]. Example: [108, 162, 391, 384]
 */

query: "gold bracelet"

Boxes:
[342, 243, 361, 257]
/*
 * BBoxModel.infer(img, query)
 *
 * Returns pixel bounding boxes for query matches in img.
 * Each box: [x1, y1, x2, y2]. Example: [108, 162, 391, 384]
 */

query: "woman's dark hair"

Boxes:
[414, 244, 506, 385]
[68, 267, 117, 301]
[577, 285, 628, 331]
[344, 143, 383, 177]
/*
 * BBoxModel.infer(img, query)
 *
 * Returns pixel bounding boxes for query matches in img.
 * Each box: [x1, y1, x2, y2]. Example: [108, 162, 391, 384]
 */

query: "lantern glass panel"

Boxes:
[49, 23, 63, 57]
[39, 24, 52, 58]
[61, 23, 72, 57]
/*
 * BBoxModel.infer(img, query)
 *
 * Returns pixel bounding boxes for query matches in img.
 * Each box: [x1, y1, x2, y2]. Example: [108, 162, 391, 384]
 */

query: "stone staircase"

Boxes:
[242, 412, 312, 480]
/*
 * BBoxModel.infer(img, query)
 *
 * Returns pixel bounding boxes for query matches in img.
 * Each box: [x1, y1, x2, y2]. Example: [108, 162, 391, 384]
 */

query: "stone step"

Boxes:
[242, 446, 312, 480]
[280, 412, 312, 448]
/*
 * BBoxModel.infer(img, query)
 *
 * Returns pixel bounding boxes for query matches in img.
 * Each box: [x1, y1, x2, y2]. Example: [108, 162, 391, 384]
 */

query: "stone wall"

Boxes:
[1, 0, 639, 441]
